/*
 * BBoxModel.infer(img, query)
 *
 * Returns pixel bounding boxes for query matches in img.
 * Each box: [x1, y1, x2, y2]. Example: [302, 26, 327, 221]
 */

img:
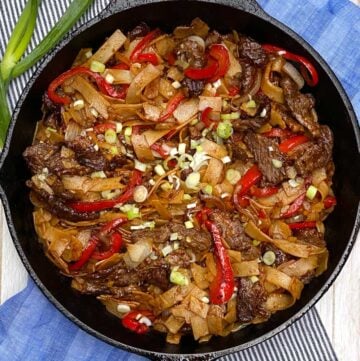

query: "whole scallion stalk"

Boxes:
[0, 0, 95, 148]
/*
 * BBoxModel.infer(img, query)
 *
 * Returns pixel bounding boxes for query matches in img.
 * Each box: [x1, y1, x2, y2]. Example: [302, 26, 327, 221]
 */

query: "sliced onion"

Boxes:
[187, 35, 205, 51]
[65, 121, 81, 142]
[282, 62, 305, 89]
[234, 69, 262, 104]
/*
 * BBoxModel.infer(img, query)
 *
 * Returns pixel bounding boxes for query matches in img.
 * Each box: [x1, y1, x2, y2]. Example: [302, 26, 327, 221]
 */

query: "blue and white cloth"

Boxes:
[1, 0, 359, 360]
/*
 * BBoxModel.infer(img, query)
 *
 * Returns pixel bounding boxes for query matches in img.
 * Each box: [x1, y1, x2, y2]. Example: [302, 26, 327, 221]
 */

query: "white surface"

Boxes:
[0, 199, 359, 360]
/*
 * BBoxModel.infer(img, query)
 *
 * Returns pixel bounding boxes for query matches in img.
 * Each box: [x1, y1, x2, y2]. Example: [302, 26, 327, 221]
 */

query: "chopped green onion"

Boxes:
[306, 185, 318, 200]
[183, 194, 192, 201]
[73, 99, 84, 110]
[124, 126, 132, 137]
[221, 155, 231, 164]
[84, 50, 93, 59]
[252, 239, 261, 246]
[134, 159, 146, 172]
[133, 185, 148, 203]
[171, 80, 181, 89]
[115, 122, 123, 133]
[249, 276, 259, 283]
[170, 269, 189, 286]
[90, 108, 99, 118]
[154, 164, 166, 176]
[109, 146, 119, 155]
[178, 143, 186, 154]
[196, 145, 203, 153]
[130, 221, 155, 230]
[91, 171, 106, 179]
[184, 220, 194, 229]
[120, 204, 140, 220]
[271, 159, 283, 168]
[105, 129, 117, 144]
[220, 113, 232, 121]
[185, 172, 200, 189]
[226, 169, 241, 185]
[90, 60, 105, 73]
[101, 189, 121, 199]
[160, 181, 173, 191]
[216, 121, 233, 139]
[105, 73, 114, 84]
[230, 111, 240, 119]
[190, 140, 199, 149]
[170, 232, 179, 241]
[116, 304, 131, 313]
[190, 118, 199, 126]
[202, 184, 213, 195]
[262, 251, 276, 266]
[245, 100, 256, 108]
[161, 244, 173, 257]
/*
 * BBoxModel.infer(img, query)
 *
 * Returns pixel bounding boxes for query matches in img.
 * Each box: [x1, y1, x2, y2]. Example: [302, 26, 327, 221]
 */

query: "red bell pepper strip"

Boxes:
[250, 185, 279, 198]
[69, 170, 142, 213]
[263, 128, 294, 139]
[150, 143, 169, 159]
[158, 92, 185, 122]
[228, 85, 240, 96]
[137, 53, 159, 65]
[262, 44, 319, 87]
[288, 221, 317, 230]
[111, 63, 130, 70]
[281, 193, 306, 218]
[122, 310, 155, 334]
[184, 58, 218, 80]
[68, 237, 98, 271]
[92, 232, 123, 260]
[47, 67, 127, 105]
[208, 44, 230, 82]
[323, 196, 337, 209]
[279, 135, 309, 153]
[204, 220, 235, 305]
[130, 29, 160, 63]
[235, 165, 262, 198]
[93, 122, 116, 134]
[201, 107, 213, 128]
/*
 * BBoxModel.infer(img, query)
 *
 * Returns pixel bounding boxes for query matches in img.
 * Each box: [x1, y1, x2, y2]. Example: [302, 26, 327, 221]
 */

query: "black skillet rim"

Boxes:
[0, 0, 359, 359]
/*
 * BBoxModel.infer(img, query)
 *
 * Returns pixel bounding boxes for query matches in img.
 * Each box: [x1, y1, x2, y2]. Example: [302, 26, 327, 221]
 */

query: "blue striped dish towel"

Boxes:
[0, 0, 359, 360]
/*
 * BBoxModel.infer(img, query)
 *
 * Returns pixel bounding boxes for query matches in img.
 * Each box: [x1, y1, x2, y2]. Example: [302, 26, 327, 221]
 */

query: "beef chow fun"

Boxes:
[23, 18, 336, 344]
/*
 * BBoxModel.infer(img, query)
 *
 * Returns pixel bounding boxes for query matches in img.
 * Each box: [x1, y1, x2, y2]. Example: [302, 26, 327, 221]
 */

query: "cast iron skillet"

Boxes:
[0, 0, 359, 359]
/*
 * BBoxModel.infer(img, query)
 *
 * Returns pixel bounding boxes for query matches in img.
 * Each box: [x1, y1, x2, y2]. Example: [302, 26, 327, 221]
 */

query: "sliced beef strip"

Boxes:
[272, 103, 305, 133]
[168, 223, 212, 253]
[290, 125, 333, 176]
[165, 249, 192, 268]
[209, 210, 259, 259]
[42, 93, 61, 129]
[23, 143, 90, 176]
[182, 77, 205, 97]
[239, 61, 257, 94]
[260, 243, 292, 266]
[238, 36, 267, 67]
[176, 38, 206, 69]
[27, 180, 99, 222]
[294, 228, 326, 248]
[243, 132, 288, 185]
[205, 30, 222, 47]
[131, 226, 171, 245]
[127, 22, 150, 41]
[230, 133, 249, 162]
[67, 136, 107, 171]
[281, 77, 320, 137]
[237, 278, 269, 323]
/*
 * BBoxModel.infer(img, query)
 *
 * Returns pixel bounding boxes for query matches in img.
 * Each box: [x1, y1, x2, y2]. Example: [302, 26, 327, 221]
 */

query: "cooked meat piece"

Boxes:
[272, 103, 305, 133]
[205, 30, 221, 47]
[188, 124, 202, 139]
[127, 22, 150, 41]
[138, 259, 170, 290]
[180, 167, 194, 181]
[291, 125, 333, 175]
[281, 77, 320, 136]
[176, 38, 206, 68]
[67, 136, 107, 171]
[131, 226, 171, 244]
[166, 249, 192, 267]
[239, 61, 257, 94]
[232, 117, 266, 132]
[182, 77, 205, 97]
[27, 180, 99, 222]
[47, 176, 75, 200]
[238, 36, 267, 67]
[261, 243, 292, 266]
[237, 278, 269, 323]
[23, 143, 89, 175]
[107, 155, 128, 170]
[169, 223, 212, 252]
[294, 227, 326, 248]
[243, 132, 288, 184]
[230, 133, 249, 161]
[209, 210, 259, 259]
[42, 93, 61, 129]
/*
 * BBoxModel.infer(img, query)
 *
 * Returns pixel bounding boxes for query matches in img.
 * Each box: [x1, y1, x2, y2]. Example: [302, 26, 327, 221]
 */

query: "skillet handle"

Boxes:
[103, 0, 268, 17]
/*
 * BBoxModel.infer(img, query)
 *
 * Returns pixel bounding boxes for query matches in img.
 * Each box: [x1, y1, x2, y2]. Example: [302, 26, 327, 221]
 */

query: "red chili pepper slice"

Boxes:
[250, 185, 279, 198]
[150, 143, 169, 159]
[201, 107, 213, 128]
[68, 237, 98, 271]
[281, 193, 306, 218]
[130, 29, 160, 63]
[93, 122, 116, 134]
[228, 85, 240, 96]
[262, 44, 319, 87]
[47, 67, 128, 105]
[208, 44, 230, 83]
[195, 207, 213, 224]
[92, 232, 123, 260]
[263, 128, 294, 139]
[288, 221, 317, 230]
[323, 196, 337, 209]
[122, 310, 155, 334]
[158, 92, 185, 122]
[166, 52, 176, 65]
[204, 220, 235, 305]
[279, 135, 309, 153]
[69, 170, 142, 213]
[236, 165, 262, 198]
[184, 58, 218, 80]
[100, 217, 128, 235]
[137, 53, 159, 65]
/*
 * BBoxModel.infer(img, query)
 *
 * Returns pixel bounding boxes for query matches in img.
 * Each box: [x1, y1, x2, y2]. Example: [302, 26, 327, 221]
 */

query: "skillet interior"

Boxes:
[0, 1, 359, 358]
